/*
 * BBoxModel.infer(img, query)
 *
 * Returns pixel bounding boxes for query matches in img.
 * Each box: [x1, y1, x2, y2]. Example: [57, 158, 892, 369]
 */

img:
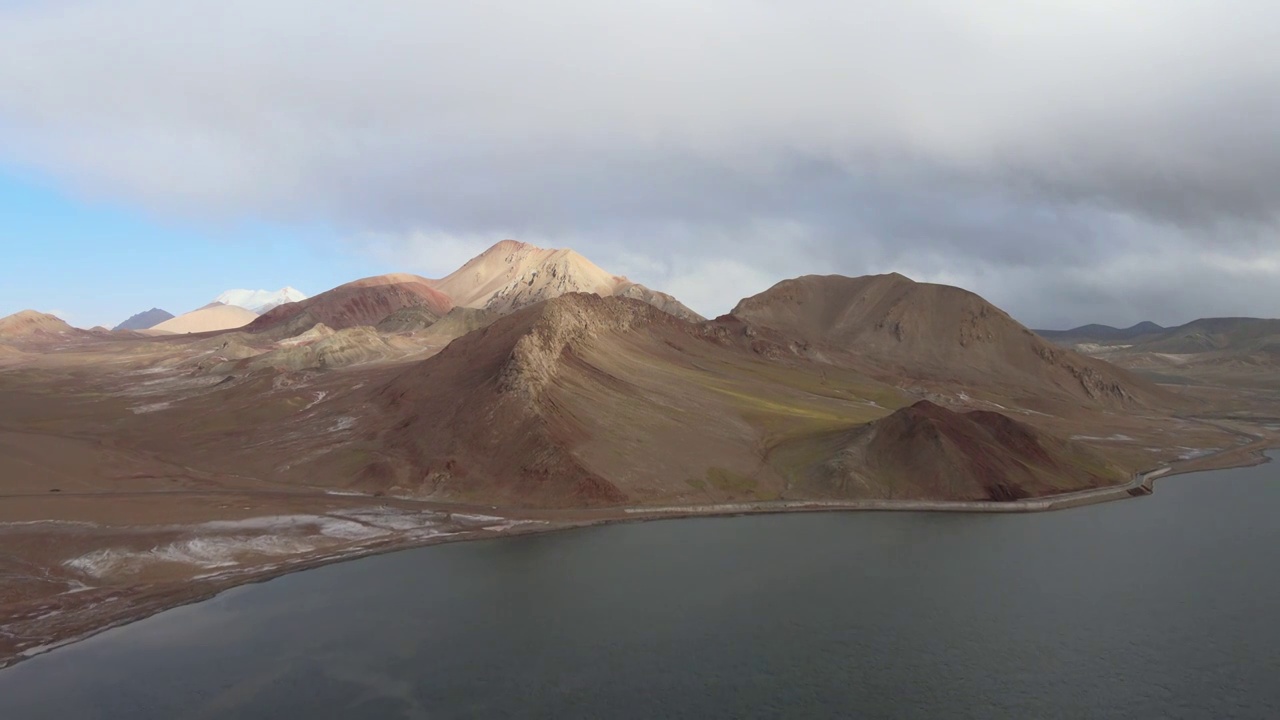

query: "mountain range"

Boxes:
[1041, 317, 1280, 355]
[1, 239, 1267, 509]
[247, 241, 699, 338]
[1036, 316, 1280, 390]
[5, 237, 1273, 666]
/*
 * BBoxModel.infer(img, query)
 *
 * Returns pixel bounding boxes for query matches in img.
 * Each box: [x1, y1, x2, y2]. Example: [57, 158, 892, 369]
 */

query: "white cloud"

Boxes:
[0, 1, 1278, 326]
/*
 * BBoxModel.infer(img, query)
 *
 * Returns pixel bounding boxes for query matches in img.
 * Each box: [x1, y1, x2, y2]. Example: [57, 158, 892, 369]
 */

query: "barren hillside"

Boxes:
[731, 274, 1174, 410]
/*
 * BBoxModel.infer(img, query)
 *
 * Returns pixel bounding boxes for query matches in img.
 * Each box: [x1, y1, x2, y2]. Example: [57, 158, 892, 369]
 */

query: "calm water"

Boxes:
[3, 458, 1279, 719]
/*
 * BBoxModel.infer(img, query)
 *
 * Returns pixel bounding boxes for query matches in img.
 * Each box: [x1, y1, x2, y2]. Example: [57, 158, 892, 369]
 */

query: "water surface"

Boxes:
[2, 458, 1278, 719]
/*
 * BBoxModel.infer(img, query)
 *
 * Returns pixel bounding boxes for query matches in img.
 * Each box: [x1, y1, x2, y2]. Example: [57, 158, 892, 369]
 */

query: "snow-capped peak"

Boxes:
[213, 287, 307, 314]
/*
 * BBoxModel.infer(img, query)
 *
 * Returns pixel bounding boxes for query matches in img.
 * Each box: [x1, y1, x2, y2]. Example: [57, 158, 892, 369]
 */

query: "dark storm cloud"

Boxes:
[0, 0, 1277, 326]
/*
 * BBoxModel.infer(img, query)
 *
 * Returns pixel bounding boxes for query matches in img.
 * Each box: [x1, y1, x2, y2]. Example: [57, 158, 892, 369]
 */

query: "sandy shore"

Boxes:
[2, 439, 1272, 671]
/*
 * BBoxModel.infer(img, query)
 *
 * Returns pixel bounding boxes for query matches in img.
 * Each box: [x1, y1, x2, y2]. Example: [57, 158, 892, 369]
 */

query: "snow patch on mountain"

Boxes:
[214, 287, 307, 314]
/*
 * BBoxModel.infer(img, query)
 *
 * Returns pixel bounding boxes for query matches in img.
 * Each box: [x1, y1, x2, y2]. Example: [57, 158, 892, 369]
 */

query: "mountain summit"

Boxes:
[112, 308, 175, 331]
[247, 274, 453, 336]
[0, 310, 78, 338]
[240, 240, 699, 338]
[434, 240, 703, 321]
[731, 273, 1170, 409]
[214, 287, 307, 314]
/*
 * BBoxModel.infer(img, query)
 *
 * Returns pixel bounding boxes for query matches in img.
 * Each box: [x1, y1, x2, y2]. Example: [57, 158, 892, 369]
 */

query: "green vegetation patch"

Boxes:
[706, 466, 757, 493]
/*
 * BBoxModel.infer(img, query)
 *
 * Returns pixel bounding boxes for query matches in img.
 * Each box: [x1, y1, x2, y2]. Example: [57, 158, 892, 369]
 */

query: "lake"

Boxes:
[2, 457, 1278, 719]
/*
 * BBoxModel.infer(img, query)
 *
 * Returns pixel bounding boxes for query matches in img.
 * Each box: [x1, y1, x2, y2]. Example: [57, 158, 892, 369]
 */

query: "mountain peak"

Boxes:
[432, 240, 700, 319]
[730, 273, 1168, 409]
[247, 274, 451, 336]
[484, 238, 535, 254]
[0, 309, 77, 337]
[113, 307, 175, 331]
[819, 399, 1126, 500]
[214, 287, 308, 314]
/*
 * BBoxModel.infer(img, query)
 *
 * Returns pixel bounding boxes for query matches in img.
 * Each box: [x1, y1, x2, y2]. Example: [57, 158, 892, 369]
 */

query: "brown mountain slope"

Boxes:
[246, 274, 454, 336]
[287, 292, 1134, 509]
[337, 293, 904, 507]
[414, 307, 501, 342]
[433, 240, 704, 321]
[245, 326, 399, 371]
[0, 310, 78, 339]
[375, 306, 445, 333]
[730, 274, 1173, 409]
[80, 290, 1202, 514]
[785, 400, 1127, 501]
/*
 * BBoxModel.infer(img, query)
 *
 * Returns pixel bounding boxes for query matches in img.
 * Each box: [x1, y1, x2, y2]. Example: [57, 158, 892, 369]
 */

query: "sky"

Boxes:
[1, 1, 1278, 330]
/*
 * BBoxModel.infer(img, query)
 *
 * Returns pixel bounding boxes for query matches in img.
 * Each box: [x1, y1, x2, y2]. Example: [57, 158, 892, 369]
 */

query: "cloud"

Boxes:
[1, 1, 1278, 327]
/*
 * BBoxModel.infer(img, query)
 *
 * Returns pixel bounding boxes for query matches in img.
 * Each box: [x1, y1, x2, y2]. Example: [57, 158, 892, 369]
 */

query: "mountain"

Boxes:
[0, 310, 79, 339]
[246, 274, 453, 336]
[1035, 321, 1166, 346]
[214, 287, 307, 314]
[362, 292, 892, 506]
[789, 400, 1126, 501]
[263, 289, 1140, 510]
[238, 240, 698, 338]
[1128, 317, 1280, 355]
[729, 273, 1170, 409]
[1039, 317, 1280, 384]
[152, 302, 258, 334]
[433, 240, 704, 321]
[113, 308, 175, 331]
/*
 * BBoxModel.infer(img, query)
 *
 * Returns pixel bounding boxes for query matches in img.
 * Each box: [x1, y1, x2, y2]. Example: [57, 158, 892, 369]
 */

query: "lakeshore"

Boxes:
[5, 453, 1280, 719]
[2, 438, 1271, 671]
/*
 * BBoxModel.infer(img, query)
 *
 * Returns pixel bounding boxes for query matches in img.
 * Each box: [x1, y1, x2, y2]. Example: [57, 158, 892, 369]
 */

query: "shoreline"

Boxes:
[2, 442, 1273, 671]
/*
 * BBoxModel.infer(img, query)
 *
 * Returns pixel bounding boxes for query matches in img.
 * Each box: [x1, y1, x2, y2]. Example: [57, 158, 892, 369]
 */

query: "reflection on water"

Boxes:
[2, 457, 1279, 719]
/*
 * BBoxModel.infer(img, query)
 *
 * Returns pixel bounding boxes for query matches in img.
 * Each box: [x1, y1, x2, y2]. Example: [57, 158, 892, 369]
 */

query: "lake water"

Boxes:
[2, 457, 1279, 719]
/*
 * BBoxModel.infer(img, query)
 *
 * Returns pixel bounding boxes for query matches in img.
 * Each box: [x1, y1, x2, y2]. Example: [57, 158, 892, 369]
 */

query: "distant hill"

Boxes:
[1134, 317, 1280, 355]
[730, 274, 1171, 409]
[152, 303, 258, 334]
[247, 274, 453, 336]
[214, 287, 307, 314]
[1039, 317, 1280, 359]
[0, 310, 80, 339]
[113, 308, 174, 331]
[1035, 321, 1165, 345]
